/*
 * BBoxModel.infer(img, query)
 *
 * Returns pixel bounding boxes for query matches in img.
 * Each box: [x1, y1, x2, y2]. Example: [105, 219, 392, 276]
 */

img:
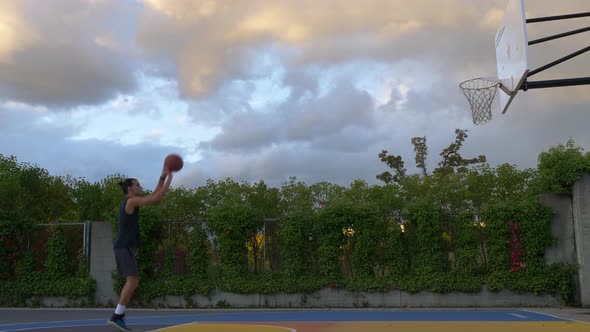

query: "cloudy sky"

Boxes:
[0, 0, 588, 190]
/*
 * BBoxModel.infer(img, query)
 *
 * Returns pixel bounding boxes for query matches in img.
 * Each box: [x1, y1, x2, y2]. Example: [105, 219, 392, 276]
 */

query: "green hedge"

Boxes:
[116, 197, 576, 306]
[0, 225, 95, 306]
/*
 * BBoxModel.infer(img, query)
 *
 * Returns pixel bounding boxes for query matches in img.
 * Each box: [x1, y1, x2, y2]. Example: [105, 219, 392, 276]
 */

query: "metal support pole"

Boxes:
[526, 12, 590, 24]
[263, 221, 266, 272]
[528, 46, 590, 77]
[528, 27, 590, 46]
[522, 77, 590, 91]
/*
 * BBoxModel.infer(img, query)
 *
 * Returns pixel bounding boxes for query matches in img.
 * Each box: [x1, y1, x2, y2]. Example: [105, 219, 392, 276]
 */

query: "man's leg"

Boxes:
[118, 276, 139, 306]
[109, 248, 139, 331]
[109, 276, 138, 331]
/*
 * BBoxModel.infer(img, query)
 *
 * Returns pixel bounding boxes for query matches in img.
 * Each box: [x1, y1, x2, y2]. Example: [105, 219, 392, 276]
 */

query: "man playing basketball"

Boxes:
[108, 167, 173, 332]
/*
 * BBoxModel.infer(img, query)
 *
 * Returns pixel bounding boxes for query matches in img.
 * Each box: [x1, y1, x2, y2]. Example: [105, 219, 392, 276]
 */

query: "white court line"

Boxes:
[150, 323, 296, 332]
[521, 309, 579, 323]
[508, 313, 527, 319]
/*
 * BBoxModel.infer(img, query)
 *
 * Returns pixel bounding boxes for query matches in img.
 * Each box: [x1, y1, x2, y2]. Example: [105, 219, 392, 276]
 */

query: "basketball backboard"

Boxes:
[495, 0, 529, 114]
[461, 2, 590, 125]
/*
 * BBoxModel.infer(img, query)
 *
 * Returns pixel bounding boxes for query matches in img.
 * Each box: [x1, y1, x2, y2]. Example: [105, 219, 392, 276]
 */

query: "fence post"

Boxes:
[83, 220, 92, 266]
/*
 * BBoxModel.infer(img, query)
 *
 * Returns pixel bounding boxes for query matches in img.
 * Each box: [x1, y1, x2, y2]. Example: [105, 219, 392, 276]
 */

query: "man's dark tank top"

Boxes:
[114, 198, 140, 248]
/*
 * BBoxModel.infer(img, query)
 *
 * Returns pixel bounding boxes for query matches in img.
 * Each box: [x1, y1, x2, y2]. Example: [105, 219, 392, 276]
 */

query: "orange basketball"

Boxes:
[164, 154, 183, 172]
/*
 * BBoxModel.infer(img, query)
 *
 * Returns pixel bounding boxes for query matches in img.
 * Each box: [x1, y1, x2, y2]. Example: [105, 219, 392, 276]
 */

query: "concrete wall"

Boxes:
[24, 287, 560, 308]
[573, 174, 590, 306]
[541, 194, 576, 265]
[145, 287, 559, 308]
[89, 221, 118, 306]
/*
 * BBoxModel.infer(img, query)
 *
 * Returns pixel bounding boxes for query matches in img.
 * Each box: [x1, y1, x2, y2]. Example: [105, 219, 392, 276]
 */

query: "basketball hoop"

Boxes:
[459, 77, 503, 125]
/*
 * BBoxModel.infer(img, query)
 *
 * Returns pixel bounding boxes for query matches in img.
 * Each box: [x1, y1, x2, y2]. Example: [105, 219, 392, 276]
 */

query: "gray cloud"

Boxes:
[0, 105, 175, 190]
[0, 0, 140, 108]
[0, 43, 137, 108]
[203, 79, 375, 153]
[1, 0, 589, 191]
[204, 111, 279, 152]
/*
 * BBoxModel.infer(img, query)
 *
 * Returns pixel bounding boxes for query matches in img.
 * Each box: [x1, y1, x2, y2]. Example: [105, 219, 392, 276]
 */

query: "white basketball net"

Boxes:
[459, 78, 500, 126]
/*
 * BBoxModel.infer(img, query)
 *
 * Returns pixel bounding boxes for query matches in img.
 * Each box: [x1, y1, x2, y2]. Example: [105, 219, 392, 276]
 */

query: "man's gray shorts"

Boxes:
[114, 248, 138, 277]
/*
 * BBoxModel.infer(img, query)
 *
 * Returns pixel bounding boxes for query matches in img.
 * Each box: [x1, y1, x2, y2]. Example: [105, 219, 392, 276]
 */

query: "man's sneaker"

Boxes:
[108, 313, 131, 332]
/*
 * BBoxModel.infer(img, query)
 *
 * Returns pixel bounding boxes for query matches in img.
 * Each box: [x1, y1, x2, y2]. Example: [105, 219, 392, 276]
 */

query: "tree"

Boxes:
[99, 174, 128, 222]
[279, 177, 314, 214]
[159, 186, 205, 221]
[434, 129, 486, 175]
[344, 180, 370, 203]
[377, 129, 486, 184]
[537, 138, 590, 195]
[309, 181, 345, 209]
[411, 136, 428, 176]
[246, 180, 281, 219]
[377, 129, 489, 214]
[376, 151, 406, 185]
[45, 176, 78, 222]
[202, 178, 244, 212]
[366, 183, 403, 216]
[0, 154, 77, 223]
[71, 178, 104, 221]
[208, 198, 260, 275]
[244, 180, 281, 272]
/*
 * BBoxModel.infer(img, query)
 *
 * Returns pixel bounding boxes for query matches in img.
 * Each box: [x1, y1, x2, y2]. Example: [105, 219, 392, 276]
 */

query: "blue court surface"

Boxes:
[0, 309, 588, 332]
